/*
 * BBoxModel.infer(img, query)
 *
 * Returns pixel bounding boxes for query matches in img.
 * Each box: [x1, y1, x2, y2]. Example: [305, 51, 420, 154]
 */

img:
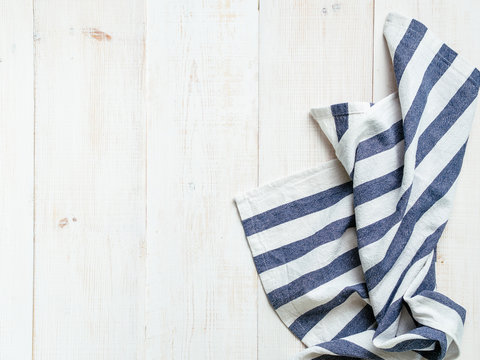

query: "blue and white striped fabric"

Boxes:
[234, 13, 479, 360]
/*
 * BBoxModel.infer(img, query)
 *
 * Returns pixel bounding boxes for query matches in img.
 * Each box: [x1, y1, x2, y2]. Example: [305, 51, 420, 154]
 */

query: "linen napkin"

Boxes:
[235, 12, 479, 360]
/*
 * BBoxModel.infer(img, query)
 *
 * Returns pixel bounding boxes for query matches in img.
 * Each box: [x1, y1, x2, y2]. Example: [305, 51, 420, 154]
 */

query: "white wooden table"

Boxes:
[1, 1, 478, 359]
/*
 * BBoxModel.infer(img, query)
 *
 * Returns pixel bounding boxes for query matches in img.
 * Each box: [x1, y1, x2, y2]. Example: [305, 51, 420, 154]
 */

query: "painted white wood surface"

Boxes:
[0, 1, 34, 358]
[32, 0, 146, 358]
[0, 0, 478, 359]
[145, 1, 258, 359]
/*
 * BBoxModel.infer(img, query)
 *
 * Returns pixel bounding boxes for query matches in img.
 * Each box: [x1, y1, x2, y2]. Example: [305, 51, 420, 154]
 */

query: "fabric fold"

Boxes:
[234, 12, 479, 360]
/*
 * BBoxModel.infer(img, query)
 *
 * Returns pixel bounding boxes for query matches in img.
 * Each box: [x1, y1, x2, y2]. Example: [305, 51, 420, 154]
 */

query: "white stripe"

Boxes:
[260, 228, 357, 291]
[371, 251, 434, 321]
[359, 220, 400, 272]
[401, 52, 477, 190]
[405, 295, 463, 356]
[302, 301, 368, 346]
[246, 193, 353, 256]
[370, 187, 454, 309]
[347, 329, 425, 359]
[407, 100, 477, 211]
[275, 266, 366, 327]
[413, 55, 477, 141]
[336, 92, 400, 174]
[235, 158, 349, 218]
[383, 13, 410, 61]
[397, 30, 443, 113]
[354, 187, 403, 230]
[354, 140, 404, 186]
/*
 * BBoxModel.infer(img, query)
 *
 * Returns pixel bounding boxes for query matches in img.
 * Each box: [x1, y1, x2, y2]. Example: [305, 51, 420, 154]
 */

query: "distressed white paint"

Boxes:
[0, 0, 478, 359]
[145, 1, 258, 359]
[32, 0, 146, 358]
[0, 0, 34, 358]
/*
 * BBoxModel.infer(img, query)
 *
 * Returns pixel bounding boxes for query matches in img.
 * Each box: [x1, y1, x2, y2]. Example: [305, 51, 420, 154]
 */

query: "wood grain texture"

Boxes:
[257, 1, 373, 358]
[0, 1, 478, 359]
[0, 0, 34, 358]
[145, 1, 258, 359]
[32, 0, 146, 358]
[374, 2, 480, 358]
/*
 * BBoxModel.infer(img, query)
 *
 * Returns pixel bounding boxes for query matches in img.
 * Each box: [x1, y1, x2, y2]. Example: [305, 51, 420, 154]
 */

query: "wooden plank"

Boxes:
[32, 0, 146, 358]
[258, 1, 374, 358]
[145, 1, 258, 359]
[374, 2, 480, 358]
[0, 0, 34, 358]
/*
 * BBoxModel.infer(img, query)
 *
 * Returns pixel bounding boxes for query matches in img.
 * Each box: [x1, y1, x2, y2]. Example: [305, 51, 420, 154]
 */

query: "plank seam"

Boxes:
[31, 0, 37, 359]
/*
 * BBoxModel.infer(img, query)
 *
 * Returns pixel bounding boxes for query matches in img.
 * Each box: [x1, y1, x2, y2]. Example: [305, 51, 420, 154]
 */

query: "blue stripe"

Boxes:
[289, 283, 369, 339]
[241, 181, 353, 237]
[403, 44, 457, 149]
[268, 248, 361, 309]
[373, 255, 437, 339]
[375, 297, 404, 339]
[253, 215, 355, 274]
[356, 185, 412, 248]
[333, 305, 376, 340]
[353, 166, 404, 206]
[411, 242, 439, 298]
[393, 19, 427, 85]
[314, 356, 360, 360]
[315, 339, 383, 360]
[365, 142, 467, 290]
[385, 338, 435, 352]
[420, 291, 466, 323]
[331, 103, 349, 141]
[416, 69, 480, 167]
[355, 120, 404, 162]
[372, 325, 446, 360]
[420, 252, 437, 292]
[374, 223, 446, 327]
[410, 327, 447, 360]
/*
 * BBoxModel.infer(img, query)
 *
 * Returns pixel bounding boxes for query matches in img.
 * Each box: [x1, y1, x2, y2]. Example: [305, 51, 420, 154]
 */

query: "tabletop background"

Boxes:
[1, 0, 479, 359]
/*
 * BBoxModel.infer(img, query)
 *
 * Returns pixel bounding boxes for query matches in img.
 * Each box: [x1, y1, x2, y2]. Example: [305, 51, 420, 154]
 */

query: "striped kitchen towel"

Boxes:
[234, 12, 479, 360]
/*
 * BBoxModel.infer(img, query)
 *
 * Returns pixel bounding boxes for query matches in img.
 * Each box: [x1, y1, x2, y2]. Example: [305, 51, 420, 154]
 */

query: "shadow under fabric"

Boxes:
[234, 13, 480, 360]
